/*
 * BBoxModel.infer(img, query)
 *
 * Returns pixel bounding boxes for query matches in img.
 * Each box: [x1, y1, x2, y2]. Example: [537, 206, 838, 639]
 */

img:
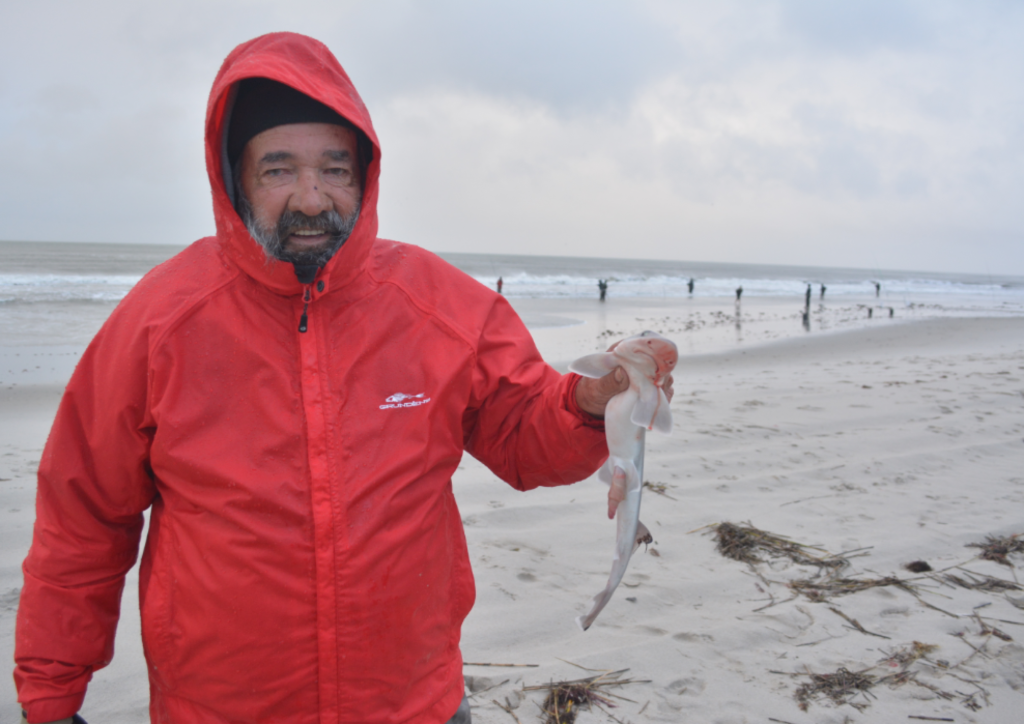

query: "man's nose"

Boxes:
[290, 170, 330, 216]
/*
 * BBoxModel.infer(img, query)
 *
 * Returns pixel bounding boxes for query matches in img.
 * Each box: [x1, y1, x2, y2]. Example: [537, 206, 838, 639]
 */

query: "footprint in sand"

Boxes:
[634, 625, 667, 636]
[666, 676, 706, 695]
[672, 631, 714, 643]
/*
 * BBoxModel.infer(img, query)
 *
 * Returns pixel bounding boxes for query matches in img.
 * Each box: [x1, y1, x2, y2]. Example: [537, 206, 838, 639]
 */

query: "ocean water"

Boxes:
[3, 240, 1024, 385]
[4, 241, 1022, 306]
[443, 252, 1024, 302]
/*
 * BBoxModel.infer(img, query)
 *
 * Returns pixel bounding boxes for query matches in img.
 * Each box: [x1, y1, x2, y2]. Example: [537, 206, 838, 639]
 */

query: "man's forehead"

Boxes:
[247, 123, 358, 161]
[256, 149, 354, 165]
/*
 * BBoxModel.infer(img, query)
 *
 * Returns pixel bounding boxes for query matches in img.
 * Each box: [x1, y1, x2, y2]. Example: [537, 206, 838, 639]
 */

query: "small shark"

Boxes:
[569, 331, 678, 631]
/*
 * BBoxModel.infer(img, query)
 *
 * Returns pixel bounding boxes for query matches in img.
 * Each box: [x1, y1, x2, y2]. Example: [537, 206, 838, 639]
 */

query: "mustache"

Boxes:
[277, 209, 347, 238]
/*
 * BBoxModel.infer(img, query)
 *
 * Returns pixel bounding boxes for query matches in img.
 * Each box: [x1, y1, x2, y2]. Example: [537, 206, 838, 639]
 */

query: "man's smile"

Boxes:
[288, 229, 331, 248]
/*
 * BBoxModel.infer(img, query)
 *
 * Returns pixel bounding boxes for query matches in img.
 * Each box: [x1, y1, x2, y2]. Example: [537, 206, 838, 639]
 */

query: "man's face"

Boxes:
[238, 122, 362, 265]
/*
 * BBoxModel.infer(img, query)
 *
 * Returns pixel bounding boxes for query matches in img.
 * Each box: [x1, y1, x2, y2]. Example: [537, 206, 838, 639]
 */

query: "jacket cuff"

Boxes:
[564, 374, 606, 430]
[21, 693, 84, 724]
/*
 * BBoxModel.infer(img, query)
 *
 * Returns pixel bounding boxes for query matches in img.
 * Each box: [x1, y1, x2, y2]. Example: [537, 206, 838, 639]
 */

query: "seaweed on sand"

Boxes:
[789, 575, 912, 603]
[966, 533, 1024, 567]
[943, 571, 1021, 592]
[712, 522, 848, 571]
[794, 667, 877, 711]
[642, 481, 677, 500]
[524, 669, 642, 724]
[779, 643, 951, 713]
[879, 641, 939, 670]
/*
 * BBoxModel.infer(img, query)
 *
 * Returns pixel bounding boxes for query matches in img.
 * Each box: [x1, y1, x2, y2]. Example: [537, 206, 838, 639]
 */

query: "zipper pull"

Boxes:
[298, 286, 311, 333]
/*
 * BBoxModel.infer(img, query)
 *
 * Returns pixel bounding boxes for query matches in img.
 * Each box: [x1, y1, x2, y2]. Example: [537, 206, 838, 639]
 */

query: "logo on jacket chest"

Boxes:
[380, 392, 431, 410]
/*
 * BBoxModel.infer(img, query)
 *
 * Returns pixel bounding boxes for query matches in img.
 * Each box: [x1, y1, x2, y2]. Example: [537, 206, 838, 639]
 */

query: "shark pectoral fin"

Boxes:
[632, 520, 653, 554]
[651, 389, 673, 434]
[630, 385, 662, 429]
[569, 353, 618, 379]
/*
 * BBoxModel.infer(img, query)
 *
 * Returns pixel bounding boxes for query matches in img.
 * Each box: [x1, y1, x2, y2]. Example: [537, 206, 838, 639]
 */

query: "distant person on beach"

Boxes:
[736, 285, 743, 302]
[12, 33, 663, 724]
[598, 278, 608, 301]
[820, 284, 826, 300]
[875, 281, 881, 297]
[496, 275, 503, 294]
[687, 277, 694, 294]
[805, 284, 811, 309]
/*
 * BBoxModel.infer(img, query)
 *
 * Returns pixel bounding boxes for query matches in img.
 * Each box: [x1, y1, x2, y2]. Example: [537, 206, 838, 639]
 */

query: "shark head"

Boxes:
[612, 331, 678, 384]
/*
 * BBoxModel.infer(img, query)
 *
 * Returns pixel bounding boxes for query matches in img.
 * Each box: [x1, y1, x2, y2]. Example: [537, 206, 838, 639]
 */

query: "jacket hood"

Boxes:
[205, 32, 381, 296]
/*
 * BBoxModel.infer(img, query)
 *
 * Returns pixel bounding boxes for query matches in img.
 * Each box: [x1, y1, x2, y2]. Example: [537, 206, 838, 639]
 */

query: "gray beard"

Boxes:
[237, 189, 360, 267]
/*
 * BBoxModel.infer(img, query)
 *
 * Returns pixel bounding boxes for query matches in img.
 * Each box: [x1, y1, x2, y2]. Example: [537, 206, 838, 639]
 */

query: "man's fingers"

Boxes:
[600, 367, 628, 397]
[663, 373, 674, 403]
[608, 466, 627, 519]
[575, 367, 628, 417]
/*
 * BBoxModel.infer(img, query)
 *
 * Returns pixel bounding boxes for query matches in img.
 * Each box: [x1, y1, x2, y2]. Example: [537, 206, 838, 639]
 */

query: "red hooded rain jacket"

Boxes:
[14, 32, 608, 724]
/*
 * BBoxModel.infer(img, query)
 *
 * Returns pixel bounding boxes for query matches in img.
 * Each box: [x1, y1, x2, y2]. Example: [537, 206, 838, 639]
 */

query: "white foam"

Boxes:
[0, 273, 142, 303]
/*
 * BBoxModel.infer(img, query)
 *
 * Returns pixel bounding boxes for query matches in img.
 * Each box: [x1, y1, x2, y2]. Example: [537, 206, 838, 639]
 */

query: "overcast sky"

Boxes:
[2, 0, 1022, 274]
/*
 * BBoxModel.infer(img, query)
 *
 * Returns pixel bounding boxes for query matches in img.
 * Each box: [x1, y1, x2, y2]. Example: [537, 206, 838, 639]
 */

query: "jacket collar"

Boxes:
[204, 32, 381, 297]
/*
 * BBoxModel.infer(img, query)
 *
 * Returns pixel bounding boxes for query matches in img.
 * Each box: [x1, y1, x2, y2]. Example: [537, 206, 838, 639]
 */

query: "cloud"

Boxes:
[0, 0, 1021, 273]
[780, 0, 932, 54]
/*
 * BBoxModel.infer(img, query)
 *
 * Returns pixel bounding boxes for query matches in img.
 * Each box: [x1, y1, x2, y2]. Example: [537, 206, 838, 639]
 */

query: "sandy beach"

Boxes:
[3, 295, 1023, 723]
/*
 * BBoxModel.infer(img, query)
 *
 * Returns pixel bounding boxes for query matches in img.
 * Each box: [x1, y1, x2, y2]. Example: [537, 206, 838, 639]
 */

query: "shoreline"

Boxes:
[509, 295, 1024, 371]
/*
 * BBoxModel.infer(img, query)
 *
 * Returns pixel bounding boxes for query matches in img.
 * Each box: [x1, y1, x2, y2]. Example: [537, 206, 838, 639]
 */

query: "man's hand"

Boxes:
[575, 368, 628, 417]
[575, 368, 675, 418]
[574, 356, 675, 521]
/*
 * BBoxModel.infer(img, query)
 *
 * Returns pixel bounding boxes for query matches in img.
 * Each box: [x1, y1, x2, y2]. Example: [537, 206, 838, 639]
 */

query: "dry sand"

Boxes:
[2, 301, 1023, 723]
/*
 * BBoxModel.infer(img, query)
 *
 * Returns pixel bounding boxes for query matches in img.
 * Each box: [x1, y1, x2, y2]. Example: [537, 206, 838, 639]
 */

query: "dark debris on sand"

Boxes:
[791, 643, 945, 713]
[712, 522, 849, 571]
[967, 533, 1024, 567]
[794, 667, 877, 712]
[790, 575, 913, 603]
[943, 571, 1021, 592]
[703, 524, 1021, 716]
[524, 669, 644, 724]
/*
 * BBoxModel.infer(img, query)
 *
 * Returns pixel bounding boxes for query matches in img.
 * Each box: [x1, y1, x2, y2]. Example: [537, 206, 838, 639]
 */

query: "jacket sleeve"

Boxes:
[463, 296, 608, 490]
[14, 310, 157, 723]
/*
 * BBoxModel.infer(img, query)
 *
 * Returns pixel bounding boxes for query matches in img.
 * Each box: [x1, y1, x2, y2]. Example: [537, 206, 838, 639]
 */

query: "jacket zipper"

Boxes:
[298, 285, 311, 333]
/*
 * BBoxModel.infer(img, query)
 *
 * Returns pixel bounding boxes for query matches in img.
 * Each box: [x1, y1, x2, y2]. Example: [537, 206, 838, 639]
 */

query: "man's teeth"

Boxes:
[292, 230, 324, 236]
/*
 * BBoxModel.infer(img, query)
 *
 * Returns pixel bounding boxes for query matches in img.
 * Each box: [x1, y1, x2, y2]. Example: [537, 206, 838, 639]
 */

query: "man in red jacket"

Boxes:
[14, 33, 665, 724]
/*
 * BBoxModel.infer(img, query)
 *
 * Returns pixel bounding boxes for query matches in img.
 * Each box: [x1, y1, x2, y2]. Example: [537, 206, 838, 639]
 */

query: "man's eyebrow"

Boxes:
[324, 149, 353, 162]
[258, 151, 294, 164]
